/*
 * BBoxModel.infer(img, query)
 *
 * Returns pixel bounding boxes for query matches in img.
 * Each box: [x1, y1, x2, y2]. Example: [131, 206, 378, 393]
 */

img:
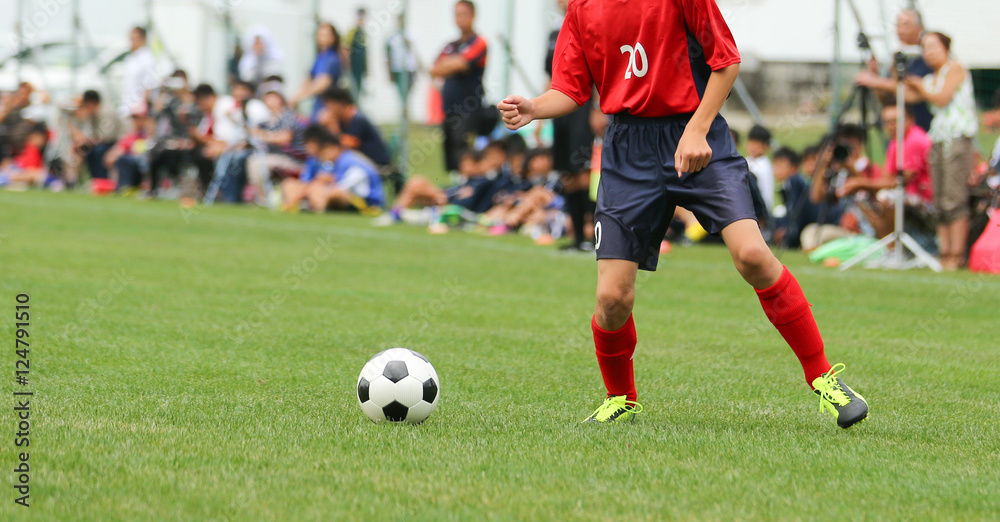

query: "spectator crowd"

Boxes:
[0, 2, 997, 269]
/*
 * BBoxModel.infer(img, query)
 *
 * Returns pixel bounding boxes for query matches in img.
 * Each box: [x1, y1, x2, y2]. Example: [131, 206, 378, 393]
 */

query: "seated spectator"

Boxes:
[190, 84, 227, 195]
[482, 148, 562, 234]
[746, 124, 775, 213]
[246, 87, 307, 205]
[318, 86, 391, 168]
[801, 144, 821, 178]
[66, 90, 124, 184]
[0, 83, 36, 163]
[105, 110, 154, 193]
[838, 123, 882, 180]
[192, 83, 265, 203]
[811, 123, 881, 236]
[837, 104, 935, 244]
[379, 139, 510, 225]
[772, 147, 828, 248]
[0, 124, 52, 189]
[281, 125, 384, 213]
[148, 69, 201, 197]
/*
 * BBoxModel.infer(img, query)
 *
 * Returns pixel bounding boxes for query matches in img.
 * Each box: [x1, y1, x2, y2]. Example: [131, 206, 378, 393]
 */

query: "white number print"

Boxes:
[620, 42, 648, 79]
[594, 221, 603, 250]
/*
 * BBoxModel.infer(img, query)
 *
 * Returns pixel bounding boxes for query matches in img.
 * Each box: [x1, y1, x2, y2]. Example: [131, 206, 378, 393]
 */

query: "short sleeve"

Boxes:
[550, 7, 593, 106]
[461, 36, 488, 69]
[313, 52, 340, 81]
[682, 0, 741, 71]
[340, 166, 371, 197]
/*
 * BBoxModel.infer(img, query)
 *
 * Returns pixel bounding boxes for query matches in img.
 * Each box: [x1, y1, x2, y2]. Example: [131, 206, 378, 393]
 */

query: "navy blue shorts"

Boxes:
[595, 113, 756, 271]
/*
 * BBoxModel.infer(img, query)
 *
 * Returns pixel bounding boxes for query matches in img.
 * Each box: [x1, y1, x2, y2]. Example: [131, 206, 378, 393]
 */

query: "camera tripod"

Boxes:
[840, 54, 942, 272]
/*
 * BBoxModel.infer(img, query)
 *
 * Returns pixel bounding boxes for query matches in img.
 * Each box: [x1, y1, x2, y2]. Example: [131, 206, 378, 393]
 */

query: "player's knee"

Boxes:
[733, 243, 774, 276]
[595, 284, 635, 321]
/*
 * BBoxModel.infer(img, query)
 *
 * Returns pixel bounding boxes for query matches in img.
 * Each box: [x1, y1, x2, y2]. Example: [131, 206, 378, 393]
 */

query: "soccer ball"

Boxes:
[357, 348, 440, 424]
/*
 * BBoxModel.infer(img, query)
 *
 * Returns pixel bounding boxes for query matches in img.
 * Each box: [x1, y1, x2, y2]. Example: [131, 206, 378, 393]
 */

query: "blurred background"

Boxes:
[2, 0, 998, 124]
[1, 0, 999, 270]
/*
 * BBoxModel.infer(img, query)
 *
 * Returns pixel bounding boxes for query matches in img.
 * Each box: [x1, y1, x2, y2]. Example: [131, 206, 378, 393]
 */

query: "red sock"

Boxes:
[755, 267, 831, 387]
[592, 314, 637, 402]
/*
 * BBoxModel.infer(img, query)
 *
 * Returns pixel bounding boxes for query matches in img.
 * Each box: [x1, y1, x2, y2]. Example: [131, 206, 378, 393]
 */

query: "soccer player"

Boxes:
[498, 0, 868, 428]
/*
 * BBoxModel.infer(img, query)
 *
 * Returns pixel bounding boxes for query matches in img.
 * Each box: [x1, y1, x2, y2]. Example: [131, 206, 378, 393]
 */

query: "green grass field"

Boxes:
[2, 190, 999, 520]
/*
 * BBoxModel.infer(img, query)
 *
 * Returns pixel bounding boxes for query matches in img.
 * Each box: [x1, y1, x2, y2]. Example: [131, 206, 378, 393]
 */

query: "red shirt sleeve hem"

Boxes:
[550, 84, 589, 107]
[709, 57, 742, 72]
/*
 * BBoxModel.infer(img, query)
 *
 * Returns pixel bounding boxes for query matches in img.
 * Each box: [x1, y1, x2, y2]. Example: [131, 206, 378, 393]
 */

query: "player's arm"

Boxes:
[430, 55, 469, 77]
[837, 175, 896, 198]
[433, 38, 485, 78]
[675, 63, 740, 176]
[498, 90, 579, 131]
[905, 65, 965, 108]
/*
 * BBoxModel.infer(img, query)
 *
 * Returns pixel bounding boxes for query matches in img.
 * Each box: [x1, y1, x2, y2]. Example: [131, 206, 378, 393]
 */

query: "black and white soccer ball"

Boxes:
[357, 348, 440, 424]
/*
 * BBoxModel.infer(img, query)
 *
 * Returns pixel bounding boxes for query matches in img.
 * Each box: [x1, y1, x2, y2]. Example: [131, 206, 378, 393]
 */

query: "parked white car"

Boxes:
[0, 39, 174, 108]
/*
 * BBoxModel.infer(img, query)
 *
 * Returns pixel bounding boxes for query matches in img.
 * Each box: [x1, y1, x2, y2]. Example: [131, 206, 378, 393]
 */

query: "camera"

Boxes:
[833, 142, 851, 163]
[893, 51, 909, 77]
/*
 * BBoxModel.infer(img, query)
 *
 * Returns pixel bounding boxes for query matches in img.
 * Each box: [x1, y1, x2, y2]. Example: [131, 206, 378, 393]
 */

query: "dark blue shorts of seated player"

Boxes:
[595, 113, 757, 271]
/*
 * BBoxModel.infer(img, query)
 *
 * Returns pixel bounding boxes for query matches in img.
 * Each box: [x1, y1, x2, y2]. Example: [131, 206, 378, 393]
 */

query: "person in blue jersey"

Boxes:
[291, 24, 346, 121]
[281, 125, 383, 213]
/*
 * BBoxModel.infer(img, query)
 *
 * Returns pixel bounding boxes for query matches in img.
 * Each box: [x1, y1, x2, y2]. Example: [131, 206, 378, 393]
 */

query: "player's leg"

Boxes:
[583, 117, 673, 424]
[281, 178, 308, 211]
[393, 175, 431, 209]
[673, 114, 867, 428]
[582, 259, 642, 423]
[721, 220, 828, 380]
[323, 187, 356, 210]
[720, 219, 867, 428]
[593, 259, 638, 398]
[305, 182, 333, 212]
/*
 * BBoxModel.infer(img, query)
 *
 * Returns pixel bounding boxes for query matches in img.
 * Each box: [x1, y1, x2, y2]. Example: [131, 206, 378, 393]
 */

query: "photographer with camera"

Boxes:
[811, 124, 880, 206]
[836, 104, 935, 246]
[855, 8, 933, 132]
[805, 124, 882, 247]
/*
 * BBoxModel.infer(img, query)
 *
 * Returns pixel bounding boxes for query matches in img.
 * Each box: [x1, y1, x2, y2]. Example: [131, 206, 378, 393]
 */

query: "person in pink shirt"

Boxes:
[838, 104, 934, 240]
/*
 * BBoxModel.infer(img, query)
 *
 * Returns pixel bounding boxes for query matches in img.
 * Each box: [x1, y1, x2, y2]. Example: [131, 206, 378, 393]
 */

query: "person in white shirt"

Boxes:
[192, 82, 266, 203]
[746, 124, 775, 213]
[121, 27, 159, 116]
[386, 14, 421, 104]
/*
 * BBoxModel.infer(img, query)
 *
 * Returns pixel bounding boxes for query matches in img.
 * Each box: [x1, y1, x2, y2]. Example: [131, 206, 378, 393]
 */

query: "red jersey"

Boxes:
[551, 0, 741, 117]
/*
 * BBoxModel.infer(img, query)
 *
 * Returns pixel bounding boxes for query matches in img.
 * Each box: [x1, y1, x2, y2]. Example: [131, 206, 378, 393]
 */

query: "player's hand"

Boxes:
[498, 95, 534, 131]
[675, 129, 713, 177]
